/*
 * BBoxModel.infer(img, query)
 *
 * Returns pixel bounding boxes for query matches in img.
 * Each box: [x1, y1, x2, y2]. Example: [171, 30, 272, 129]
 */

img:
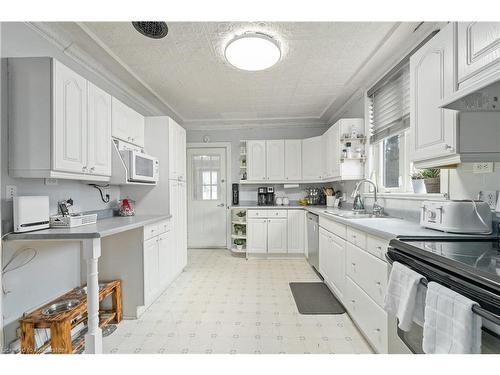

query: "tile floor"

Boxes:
[103, 249, 373, 354]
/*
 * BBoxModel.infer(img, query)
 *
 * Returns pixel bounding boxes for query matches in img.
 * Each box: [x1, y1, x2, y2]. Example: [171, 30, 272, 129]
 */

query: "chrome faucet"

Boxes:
[351, 179, 384, 216]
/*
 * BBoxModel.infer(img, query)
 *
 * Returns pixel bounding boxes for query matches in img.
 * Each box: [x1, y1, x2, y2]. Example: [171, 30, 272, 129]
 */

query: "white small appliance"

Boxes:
[420, 200, 492, 234]
[119, 148, 159, 183]
[13, 196, 50, 233]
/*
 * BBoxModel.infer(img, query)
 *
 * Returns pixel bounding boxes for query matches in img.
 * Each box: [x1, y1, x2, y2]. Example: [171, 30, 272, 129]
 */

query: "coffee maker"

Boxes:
[266, 187, 275, 206]
[257, 187, 267, 206]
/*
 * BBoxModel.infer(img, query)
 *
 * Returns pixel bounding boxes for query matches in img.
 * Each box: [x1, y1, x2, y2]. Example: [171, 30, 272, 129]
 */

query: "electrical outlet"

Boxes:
[5, 185, 17, 200]
[472, 162, 494, 174]
[479, 190, 498, 209]
[45, 178, 58, 185]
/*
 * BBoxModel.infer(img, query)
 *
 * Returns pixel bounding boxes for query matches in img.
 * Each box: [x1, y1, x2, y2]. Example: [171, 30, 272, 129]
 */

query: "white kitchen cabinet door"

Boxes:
[111, 97, 131, 143]
[128, 110, 145, 147]
[287, 210, 304, 254]
[87, 82, 112, 176]
[168, 119, 186, 181]
[247, 140, 267, 181]
[329, 125, 341, 178]
[319, 228, 330, 280]
[302, 136, 323, 180]
[284, 139, 302, 180]
[247, 219, 268, 253]
[157, 231, 171, 288]
[143, 237, 159, 305]
[52, 60, 88, 174]
[329, 234, 346, 300]
[267, 218, 287, 253]
[410, 23, 458, 165]
[266, 140, 285, 181]
[457, 22, 500, 85]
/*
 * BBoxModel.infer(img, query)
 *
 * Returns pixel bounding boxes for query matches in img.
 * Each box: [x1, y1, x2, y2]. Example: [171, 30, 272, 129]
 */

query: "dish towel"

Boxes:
[423, 281, 482, 354]
[384, 261, 426, 331]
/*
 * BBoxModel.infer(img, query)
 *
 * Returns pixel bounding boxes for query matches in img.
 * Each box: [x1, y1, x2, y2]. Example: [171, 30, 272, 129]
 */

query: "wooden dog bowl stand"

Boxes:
[20, 280, 122, 354]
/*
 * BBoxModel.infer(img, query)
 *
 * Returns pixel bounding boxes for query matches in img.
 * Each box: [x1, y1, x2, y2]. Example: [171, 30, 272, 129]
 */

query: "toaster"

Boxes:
[420, 200, 492, 234]
[13, 196, 50, 233]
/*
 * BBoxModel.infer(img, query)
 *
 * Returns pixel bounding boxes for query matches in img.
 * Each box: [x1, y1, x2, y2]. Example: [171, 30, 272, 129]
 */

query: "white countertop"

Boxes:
[233, 203, 496, 241]
[4, 214, 172, 241]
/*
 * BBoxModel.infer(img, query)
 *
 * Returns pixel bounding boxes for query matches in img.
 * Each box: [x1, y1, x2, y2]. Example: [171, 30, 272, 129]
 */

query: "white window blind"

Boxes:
[368, 63, 410, 144]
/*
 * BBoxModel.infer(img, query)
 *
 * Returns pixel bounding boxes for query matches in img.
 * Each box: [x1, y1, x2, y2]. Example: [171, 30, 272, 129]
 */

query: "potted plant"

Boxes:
[410, 171, 426, 194]
[422, 168, 441, 193]
[234, 223, 246, 236]
[234, 238, 246, 251]
[235, 211, 246, 222]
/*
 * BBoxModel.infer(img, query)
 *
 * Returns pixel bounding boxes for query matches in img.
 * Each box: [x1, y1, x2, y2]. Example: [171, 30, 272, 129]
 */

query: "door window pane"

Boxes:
[192, 154, 221, 201]
[383, 135, 400, 188]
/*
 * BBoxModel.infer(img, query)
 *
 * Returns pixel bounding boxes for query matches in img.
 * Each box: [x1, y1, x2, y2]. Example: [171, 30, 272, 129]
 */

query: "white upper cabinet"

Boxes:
[457, 22, 500, 87]
[168, 118, 187, 181]
[111, 97, 145, 147]
[323, 125, 341, 180]
[8, 57, 111, 181]
[247, 140, 267, 181]
[284, 139, 302, 180]
[53, 60, 88, 174]
[266, 140, 285, 181]
[410, 23, 458, 167]
[87, 82, 112, 176]
[301, 136, 323, 181]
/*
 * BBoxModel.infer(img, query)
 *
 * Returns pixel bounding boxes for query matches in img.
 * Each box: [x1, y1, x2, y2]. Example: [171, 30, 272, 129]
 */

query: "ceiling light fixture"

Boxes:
[225, 33, 281, 71]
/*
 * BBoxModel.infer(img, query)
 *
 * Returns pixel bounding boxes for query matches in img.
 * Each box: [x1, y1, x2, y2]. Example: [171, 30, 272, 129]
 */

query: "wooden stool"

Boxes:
[20, 280, 122, 354]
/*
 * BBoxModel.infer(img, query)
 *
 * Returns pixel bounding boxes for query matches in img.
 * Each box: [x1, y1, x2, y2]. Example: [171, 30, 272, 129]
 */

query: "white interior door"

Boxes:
[187, 147, 227, 248]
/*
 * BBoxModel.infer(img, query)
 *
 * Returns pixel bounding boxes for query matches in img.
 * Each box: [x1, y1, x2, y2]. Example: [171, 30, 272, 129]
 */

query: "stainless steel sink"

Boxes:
[322, 211, 391, 219]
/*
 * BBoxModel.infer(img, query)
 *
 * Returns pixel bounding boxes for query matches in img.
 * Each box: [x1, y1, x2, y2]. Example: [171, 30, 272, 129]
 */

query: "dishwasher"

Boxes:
[306, 212, 319, 271]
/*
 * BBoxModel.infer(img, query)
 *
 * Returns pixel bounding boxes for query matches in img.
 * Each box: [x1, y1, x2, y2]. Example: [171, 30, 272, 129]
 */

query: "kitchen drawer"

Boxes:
[346, 226, 367, 249]
[144, 223, 159, 240]
[345, 276, 388, 353]
[248, 209, 287, 218]
[366, 235, 389, 261]
[267, 210, 288, 218]
[248, 210, 269, 218]
[158, 219, 172, 234]
[346, 242, 388, 307]
[319, 217, 346, 239]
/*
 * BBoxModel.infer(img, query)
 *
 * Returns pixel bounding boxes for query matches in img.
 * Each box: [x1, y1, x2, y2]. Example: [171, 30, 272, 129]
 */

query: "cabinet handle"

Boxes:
[82, 166, 88, 172]
[351, 262, 356, 267]
[90, 167, 95, 173]
[375, 281, 381, 287]
[444, 144, 454, 151]
[373, 328, 381, 334]
[352, 234, 357, 239]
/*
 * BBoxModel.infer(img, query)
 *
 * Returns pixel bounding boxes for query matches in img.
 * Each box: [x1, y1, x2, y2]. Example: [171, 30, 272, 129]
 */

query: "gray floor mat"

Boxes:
[289, 282, 346, 314]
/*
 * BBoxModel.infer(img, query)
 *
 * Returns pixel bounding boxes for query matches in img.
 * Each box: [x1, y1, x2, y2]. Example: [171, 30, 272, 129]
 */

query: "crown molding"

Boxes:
[25, 22, 179, 119]
[183, 117, 327, 131]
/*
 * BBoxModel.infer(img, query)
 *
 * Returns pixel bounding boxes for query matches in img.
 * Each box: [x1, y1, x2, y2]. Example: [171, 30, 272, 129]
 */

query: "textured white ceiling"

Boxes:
[82, 22, 396, 126]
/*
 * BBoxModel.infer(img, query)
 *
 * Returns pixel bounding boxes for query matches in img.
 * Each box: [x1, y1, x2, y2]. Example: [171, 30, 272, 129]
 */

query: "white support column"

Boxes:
[82, 238, 102, 354]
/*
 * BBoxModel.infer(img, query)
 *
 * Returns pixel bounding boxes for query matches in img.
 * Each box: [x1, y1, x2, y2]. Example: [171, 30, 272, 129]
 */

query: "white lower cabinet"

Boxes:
[346, 242, 388, 307]
[142, 219, 182, 309]
[345, 277, 388, 353]
[319, 227, 346, 301]
[287, 210, 305, 253]
[267, 218, 288, 253]
[247, 209, 305, 255]
[247, 218, 268, 253]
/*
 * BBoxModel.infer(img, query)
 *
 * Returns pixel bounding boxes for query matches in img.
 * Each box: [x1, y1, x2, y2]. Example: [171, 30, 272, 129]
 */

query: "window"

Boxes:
[192, 155, 221, 201]
[368, 61, 411, 192]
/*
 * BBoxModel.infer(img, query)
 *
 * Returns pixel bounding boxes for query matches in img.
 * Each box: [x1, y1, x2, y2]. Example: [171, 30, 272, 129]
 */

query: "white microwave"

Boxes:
[120, 150, 159, 183]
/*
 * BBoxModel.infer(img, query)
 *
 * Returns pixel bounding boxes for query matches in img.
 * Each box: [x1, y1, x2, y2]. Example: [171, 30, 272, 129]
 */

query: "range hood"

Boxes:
[440, 74, 500, 112]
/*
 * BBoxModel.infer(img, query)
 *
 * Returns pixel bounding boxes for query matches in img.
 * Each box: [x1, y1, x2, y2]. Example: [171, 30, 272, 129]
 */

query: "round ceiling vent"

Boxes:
[132, 22, 169, 39]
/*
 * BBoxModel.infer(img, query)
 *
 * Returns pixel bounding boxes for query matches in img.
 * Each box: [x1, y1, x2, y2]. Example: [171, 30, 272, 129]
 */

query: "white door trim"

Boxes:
[187, 142, 232, 249]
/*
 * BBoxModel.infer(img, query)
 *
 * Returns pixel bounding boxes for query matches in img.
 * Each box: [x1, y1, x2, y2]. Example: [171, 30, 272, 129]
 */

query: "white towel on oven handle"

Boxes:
[384, 261, 426, 331]
[423, 281, 482, 354]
